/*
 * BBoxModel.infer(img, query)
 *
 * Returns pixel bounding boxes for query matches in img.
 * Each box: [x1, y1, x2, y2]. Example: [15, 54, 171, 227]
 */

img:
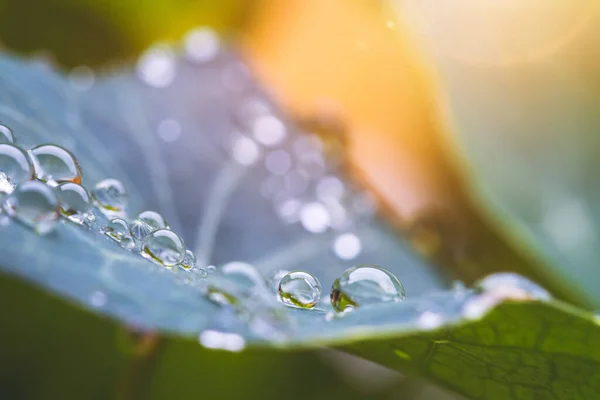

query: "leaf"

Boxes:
[0, 49, 598, 400]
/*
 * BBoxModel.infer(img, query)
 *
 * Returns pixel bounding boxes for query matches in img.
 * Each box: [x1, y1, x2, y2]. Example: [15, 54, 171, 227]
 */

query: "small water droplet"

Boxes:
[278, 271, 322, 309]
[207, 265, 216, 274]
[89, 290, 107, 308]
[138, 210, 168, 230]
[330, 265, 406, 313]
[253, 115, 286, 146]
[56, 182, 93, 225]
[475, 272, 551, 301]
[3, 180, 59, 235]
[104, 217, 130, 242]
[157, 119, 182, 143]
[184, 27, 220, 63]
[91, 179, 128, 214]
[0, 144, 34, 194]
[300, 202, 330, 233]
[231, 136, 260, 166]
[68, 65, 95, 91]
[199, 330, 245, 352]
[0, 124, 15, 144]
[179, 249, 196, 270]
[129, 219, 153, 241]
[333, 233, 362, 260]
[141, 229, 186, 267]
[28, 144, 82, 185]
[265, 149, 292, 176]
[137, 46, 176, 88]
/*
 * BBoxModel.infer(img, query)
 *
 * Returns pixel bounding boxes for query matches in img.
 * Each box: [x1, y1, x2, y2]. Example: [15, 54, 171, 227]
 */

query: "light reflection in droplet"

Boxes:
[253, 115, 286, 146]
[136, 46, 176, 88]
[199, 330, 246, 352]
[68, 65, 95, 91]
[333, 233, 361, 260]
[300, 202, 330, 233]
[231, 136, 260, 166]
[265, 150, 291, 176]
[184, 27, 219, 63]
[157, 119, 181, 143]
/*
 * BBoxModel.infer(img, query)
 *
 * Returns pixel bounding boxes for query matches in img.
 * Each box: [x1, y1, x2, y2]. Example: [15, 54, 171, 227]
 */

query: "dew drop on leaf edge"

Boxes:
[278, 271, 322, 309]
[91, 178, 128, 214]
[141, 229, 186, 267]
[0, 143, 34, 195]
[56, 182, 94, 225]
[330, 264, 406, 313]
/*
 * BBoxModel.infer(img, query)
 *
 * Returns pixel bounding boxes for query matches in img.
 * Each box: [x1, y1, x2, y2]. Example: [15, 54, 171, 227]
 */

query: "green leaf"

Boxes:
[1, 50, 599, 400]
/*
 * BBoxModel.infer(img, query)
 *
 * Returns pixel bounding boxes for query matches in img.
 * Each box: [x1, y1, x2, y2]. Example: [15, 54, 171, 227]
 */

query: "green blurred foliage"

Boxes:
[0, 0, 249, 66]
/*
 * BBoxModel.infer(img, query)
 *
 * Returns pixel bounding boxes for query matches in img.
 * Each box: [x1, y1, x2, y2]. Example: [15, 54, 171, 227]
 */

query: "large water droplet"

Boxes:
[475, 272, 551, 301]
[278, 271, 322, 309]
[141, 229, 186, 267]
[179, 249, 196, 270]
[3, 180, 59, 235]
[91, 179, 128, 214]
[28, 144, 82, 185]
[330, 265, 406, 313]
[0, 124, 15, 144]
[0, 144, 33, 194]
[56, 182, 93, 225]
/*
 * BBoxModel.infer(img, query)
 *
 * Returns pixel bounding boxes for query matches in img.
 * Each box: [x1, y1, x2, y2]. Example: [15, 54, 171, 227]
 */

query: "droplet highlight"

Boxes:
[28, 144, 82, 185]
[278, 271, 322, 309]
[179, 249, 197, 270]
[104, 218, 137, 250]
[3, 180, 59, 235]
[0, 124, 15, 144]
[330, 265, 406, 313]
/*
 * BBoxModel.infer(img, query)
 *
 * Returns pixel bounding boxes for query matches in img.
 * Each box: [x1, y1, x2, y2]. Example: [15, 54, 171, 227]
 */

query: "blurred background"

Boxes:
[1, 0, 599, 399]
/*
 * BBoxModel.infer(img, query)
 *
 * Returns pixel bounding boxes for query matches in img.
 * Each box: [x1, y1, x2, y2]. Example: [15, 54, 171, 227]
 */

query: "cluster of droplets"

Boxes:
[0, 124, 203, 275]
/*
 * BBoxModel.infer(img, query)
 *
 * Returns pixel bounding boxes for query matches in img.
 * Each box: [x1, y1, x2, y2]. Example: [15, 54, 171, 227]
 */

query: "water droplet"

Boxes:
[207, 262, 265, 306]
[207, 265, 216, 274]
[179, 249, 196, 270]
[0, 124, 15, 144]
[28, 144, 82, 185]
[300, 202, 330, 233]
[333, 233, 362, 260]
[92, 179, 128, 214]
[56, 182, 93, 225]
[253, 115, 286, 146]
[104, 218, 130, 242]
[137, 46, 176, 88]
[265, 149, 292, 176]
[68, 65, 95, 91]
[0, 144, 34, 194]
[157, 119, 181, 143]
[141, 229, 186, 267]
[475, 272, 551, 301]
[3, 180, 59, 235]
[199, 330, 245, 352]
[231, 136, 260, 166]
[184, 27, 220, 63]
[129, 219, 153, 241]
[89, 290, 107, 308]
[316, 176, 345, 201]
[278, 271, 322, 309]
[330, 265, 406, 312]
[131, 210, 168, 240]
